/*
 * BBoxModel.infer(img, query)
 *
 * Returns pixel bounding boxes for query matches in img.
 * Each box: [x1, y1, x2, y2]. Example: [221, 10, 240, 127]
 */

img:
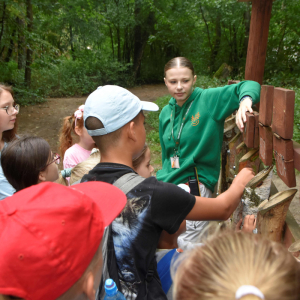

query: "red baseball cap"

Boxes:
[0, 181, 127, 300]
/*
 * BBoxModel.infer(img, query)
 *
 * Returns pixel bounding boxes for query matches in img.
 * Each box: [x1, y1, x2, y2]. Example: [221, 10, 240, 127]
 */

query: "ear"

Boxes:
[74, 126, 82, 136]
[193, 75, 197, 85]
[164, 77, 167, 85]
[38, 169, 47, 183]
[82, 272, 96, 300]
[128, 121, 137, 142]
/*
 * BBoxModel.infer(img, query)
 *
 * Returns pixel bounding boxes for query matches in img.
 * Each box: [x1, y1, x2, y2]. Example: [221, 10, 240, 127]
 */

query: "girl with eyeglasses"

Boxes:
[0, 84, 19, 200]
[1, 136, 60, 192]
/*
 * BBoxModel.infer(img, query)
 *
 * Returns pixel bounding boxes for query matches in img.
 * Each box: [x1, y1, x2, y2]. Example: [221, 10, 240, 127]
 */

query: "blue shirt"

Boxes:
[0, 143, 15, 200]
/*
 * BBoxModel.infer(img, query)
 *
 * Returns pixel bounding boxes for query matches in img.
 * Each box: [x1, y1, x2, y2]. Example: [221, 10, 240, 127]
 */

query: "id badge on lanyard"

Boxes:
[170, 101, 194, 169]
[171, 155, 180, 169]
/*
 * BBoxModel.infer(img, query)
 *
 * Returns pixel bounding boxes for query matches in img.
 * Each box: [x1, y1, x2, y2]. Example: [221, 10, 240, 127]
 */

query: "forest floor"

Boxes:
[17, 83, 300, 225]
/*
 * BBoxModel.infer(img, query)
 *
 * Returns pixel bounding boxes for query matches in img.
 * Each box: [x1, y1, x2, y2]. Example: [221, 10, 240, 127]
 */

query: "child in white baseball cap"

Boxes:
[82, 85, 254, 300]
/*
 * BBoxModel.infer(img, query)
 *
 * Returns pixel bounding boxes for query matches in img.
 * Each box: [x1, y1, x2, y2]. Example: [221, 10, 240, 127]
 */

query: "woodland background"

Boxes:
[0, 0, 299, 105]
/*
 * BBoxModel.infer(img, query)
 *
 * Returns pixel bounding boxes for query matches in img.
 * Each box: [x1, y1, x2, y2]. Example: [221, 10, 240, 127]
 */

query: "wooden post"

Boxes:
[257, 189, 297, 243]
[244, 0, 273, 84]
[239, 149, 260, 174]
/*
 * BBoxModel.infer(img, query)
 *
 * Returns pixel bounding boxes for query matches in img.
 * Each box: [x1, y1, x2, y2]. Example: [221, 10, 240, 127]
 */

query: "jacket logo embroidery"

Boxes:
[191, 112, 200, 126]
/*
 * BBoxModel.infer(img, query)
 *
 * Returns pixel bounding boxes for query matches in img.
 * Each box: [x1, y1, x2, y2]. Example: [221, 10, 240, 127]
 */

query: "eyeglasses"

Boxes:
[42, 153, 60, 170]
[0, 104, 20, 115]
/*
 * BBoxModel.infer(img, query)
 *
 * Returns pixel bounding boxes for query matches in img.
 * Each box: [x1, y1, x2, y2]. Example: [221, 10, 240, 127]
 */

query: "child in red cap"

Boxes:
[0, 181, 127, 300]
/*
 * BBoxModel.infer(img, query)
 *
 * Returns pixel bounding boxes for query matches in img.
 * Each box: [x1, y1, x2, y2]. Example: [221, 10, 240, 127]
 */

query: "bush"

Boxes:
[0, 50, 134, 103]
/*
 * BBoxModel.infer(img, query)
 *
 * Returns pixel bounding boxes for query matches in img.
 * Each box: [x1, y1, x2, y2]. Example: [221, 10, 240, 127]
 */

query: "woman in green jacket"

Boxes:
[156, 57, 260, 248]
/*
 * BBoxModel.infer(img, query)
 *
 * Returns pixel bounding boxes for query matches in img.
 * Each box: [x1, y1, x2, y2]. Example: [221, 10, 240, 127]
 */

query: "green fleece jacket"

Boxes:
[156, 81, 261, 192]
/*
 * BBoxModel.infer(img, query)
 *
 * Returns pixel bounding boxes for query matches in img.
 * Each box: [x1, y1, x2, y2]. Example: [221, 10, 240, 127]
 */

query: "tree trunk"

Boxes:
[243, 3, 250, 59]
[25, 0, 33, 88]
[232, 24, 239, 75]
[4, 29, 15, 63]
[109, 25, 114, 60]
[210, 14, 221, 73]
[17, 17, 26, 69]
[0, 2, 6, 46]
[133, 2, 155, 81]
[123, 27, 131, 63]
[116, 26, 121, 62]
[69, 24, 76, 60]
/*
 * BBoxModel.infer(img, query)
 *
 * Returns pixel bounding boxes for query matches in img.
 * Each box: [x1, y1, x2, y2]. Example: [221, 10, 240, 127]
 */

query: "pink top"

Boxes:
[63, 143, 92, 169]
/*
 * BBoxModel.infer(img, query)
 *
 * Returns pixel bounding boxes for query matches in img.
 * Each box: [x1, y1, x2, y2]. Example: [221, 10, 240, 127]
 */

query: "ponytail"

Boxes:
[59, 106, 85, 160]
[59, 116, 74, 160]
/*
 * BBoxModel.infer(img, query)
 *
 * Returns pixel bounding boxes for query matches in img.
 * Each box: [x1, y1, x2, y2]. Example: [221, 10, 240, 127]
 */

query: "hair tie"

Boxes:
[61, 168, 73, 178]
[74, 105, 85, 127]
[236, 285, 264, 300]
[90, 148, 99, 155]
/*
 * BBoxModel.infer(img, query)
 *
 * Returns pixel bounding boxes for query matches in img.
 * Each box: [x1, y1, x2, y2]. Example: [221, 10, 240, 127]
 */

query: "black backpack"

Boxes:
[97, 173, 155, 300]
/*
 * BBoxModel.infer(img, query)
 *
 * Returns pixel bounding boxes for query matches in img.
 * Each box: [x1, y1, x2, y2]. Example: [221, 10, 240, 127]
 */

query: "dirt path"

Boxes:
[17, 84, 169, 154]
[16, 83, 300, 225]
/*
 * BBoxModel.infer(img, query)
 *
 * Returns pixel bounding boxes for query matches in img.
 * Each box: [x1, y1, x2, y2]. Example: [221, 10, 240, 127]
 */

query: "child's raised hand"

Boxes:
[232, 167, 255, 188]
[236, 215, 256, 233]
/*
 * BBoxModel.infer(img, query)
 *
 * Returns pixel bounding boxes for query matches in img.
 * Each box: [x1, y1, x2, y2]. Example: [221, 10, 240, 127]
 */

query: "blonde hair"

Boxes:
[172, 231, 300, 300]
[57, 149, 100, 186]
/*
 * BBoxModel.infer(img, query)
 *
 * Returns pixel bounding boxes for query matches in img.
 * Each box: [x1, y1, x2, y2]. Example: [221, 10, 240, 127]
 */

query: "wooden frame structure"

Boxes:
[222, 1, 300, 257]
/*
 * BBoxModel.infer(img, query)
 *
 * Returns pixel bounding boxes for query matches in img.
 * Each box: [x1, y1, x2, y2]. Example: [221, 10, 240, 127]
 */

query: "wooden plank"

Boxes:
[259, 125, 273, 166]
[272, 88, 295, 139]
[253, 112, 259, 148]
[244, 0, 273, 84]
[243, 112, 255, 148]
[259, 85, 274, 126]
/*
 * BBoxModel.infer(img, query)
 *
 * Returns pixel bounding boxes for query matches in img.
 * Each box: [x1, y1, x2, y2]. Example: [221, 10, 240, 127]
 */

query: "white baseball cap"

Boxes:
[84, 85, 159, 136]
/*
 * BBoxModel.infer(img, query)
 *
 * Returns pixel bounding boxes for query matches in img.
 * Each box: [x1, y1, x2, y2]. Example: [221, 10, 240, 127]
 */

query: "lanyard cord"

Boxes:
[168, 101, 194, 156]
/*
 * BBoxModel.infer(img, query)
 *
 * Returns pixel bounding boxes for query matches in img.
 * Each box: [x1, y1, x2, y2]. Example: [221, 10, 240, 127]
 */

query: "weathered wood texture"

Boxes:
[244, 0, 273, 84]
[257, 189, 297, 243]
[239, 149, 260, 174]
[221, 119, 238, 193]
[227, 132, 243, 178]
[259, 125, 273, 166]
[243, 112, 259, 148]
[273, 135, 296, 187]
[259, 85, 274, 126]
[272, 88, 295, 139]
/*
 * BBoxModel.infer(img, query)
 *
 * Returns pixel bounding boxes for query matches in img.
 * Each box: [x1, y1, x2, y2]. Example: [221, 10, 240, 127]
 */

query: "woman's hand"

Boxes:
[236, 97, 253, 132]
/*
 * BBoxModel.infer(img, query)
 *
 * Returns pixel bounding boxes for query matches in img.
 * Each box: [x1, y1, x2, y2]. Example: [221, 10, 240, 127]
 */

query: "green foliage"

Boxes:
[291, 87, 300, 144]
[1, 0, 300, 104]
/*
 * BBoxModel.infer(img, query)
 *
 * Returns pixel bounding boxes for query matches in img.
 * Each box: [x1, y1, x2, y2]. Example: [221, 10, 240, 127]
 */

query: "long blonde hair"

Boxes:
[57, 149, 100, 186]
[172, 231, 300, 300]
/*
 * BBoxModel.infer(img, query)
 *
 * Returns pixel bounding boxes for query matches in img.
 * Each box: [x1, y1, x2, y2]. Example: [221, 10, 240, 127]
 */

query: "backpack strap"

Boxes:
[113, 172, 145, 195]
[97, 172, 145, 299]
